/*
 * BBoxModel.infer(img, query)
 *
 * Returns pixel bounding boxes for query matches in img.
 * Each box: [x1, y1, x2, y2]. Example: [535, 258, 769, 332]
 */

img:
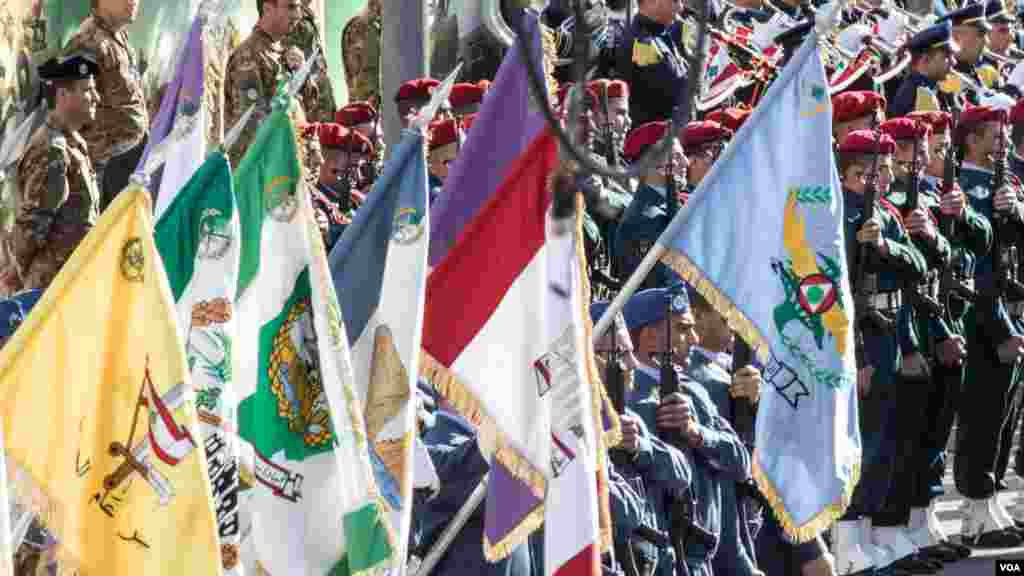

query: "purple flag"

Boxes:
[135, 17, 205, 176]
[427, 10, 549, 266]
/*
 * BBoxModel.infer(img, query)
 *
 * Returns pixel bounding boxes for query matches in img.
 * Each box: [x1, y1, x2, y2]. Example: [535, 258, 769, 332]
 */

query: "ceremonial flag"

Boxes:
[543, 196, 604, 576]
[329, 125, 433, 571]
[0, 187, 222, 574]
[655, 32, 860, 542]
[421, 130, 560, 558]
[0, 425, 12, 576]
[154, 153, 244, 574]
[427, 9, 555, 265]
[140, 16, 208, 220]
[233, 108, 394, 575]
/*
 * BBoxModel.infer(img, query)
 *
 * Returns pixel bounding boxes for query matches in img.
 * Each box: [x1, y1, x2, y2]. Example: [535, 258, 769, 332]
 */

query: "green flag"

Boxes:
[232, 107, 395, 574]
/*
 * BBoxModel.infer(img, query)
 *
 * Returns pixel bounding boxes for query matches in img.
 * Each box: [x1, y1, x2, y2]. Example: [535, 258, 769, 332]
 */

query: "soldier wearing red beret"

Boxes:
[679, 120, 732, 190]
[336, 101, 384, 190]
[427, 118, 462, 206]
[588, 79, 631, 166]
[557, 82, 600, 152]
[832, 91, 887, 144]
[310, 122, 362, 250]
[614, 121, 688, 290]
[1008, 99, 1024, 180]
[833, 129, 933, 573]
[395, 78, 441, 129]
[908, 111, 955, 185]
[954, 104, 1024, 549]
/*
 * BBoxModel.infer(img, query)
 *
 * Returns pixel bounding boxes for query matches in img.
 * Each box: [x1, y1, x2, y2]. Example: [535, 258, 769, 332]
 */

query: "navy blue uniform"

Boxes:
[614, 183, 681, 289]
[620, 15, 688, 128]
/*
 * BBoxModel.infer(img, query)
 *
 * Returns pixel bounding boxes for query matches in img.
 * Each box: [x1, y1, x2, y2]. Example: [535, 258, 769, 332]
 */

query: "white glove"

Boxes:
[877, 11, 907, 46]
[1009, 61, 1024, 94]
[814, 1, 843, 35]
[837, 24, 871, 55]
[751, 16, 791, 51]
[979, 91, 1016, 111]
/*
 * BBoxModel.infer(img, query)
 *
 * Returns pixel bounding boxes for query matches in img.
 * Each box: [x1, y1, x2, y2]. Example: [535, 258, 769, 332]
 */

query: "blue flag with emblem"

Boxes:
[655, 30, 860, 542]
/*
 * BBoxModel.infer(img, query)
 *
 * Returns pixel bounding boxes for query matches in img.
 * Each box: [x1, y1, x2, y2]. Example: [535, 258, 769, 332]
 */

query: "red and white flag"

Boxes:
[144, 370, 197, 466]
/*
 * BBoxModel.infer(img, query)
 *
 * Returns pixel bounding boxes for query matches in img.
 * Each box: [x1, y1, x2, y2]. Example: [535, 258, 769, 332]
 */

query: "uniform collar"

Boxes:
[636, 14, 670, 34]
[254, 25, 282, 48]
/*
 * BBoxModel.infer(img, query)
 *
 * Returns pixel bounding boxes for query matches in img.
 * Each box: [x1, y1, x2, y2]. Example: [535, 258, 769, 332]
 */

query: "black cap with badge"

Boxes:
[37, 53, 99, 84]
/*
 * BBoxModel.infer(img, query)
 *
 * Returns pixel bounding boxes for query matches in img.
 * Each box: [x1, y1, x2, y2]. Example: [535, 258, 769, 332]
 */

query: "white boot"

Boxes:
[832, 520, 873, 575]
[872, 525, 919, 564]
[962, 498, 1007, 541]
[990, 495, 1015, 529]
[926, 500, 951, 542]
[859, 517, 894, 568]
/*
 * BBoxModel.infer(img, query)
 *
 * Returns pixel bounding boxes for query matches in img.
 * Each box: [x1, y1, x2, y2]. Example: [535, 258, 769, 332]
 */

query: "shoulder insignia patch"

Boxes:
[632, 40, 661, 66]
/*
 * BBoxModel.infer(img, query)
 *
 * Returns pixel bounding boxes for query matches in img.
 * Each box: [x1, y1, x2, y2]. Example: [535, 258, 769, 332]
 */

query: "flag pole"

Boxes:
[410, 473, 489, 576]
[592, 243, 668, 342]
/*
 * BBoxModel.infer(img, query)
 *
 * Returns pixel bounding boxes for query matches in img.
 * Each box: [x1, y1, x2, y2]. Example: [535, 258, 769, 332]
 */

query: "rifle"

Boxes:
[939, 108, 977, 304]
[991, 118, 1024, 301]
[730, 337, 756, 448]
[602, 87, 619, 169]
[853, 128, 896, 368]
[904, 132, 945, 320]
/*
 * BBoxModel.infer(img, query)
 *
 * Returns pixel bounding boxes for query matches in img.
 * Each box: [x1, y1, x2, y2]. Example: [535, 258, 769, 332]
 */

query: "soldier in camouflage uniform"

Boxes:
[285, 0, 337, 122]
[224, 0, 299, 168]
[341, 0, 382, 108]
[62, 0, 147, 211]
[1, 55, 100, 295]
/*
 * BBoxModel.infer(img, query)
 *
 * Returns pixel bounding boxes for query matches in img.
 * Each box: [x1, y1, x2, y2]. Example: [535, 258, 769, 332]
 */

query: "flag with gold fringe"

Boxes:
[654, 30, 860, 542]
[0, 186, 223, 574]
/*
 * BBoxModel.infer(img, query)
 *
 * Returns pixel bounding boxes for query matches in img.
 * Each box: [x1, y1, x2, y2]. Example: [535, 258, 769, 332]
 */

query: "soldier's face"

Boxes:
[925, 47, 955, 80]
[685, 141, 725, 187]
[62, 77, 99, 124]
[893, 139, 929, 180]
[953, 26, 988, 64]
[428, 143, 458, 180]
[100, 0, 139, 24]
[654, 140, 688, 184]
[926, 132, 950, 179]
[265, 0, 300, 36]
[991, 23, 1014, 53]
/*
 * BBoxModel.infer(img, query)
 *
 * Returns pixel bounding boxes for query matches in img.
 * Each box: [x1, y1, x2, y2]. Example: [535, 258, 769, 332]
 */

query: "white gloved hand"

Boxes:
[1009, 61, 1024, 94]
[979, 91, 1016, 111]
[837, 23, 871, 55]
[751, 15, 791, 51]
[878, 11, 907, 46]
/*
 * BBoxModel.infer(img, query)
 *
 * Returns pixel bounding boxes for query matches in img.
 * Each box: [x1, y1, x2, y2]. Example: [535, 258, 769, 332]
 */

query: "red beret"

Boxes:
[831, 91, 886, 124]
[338, 129, 374, 155]
[1010, 100, 1024, 125]
[298, 122, 320, 140]
[879, 118, 931, 141]
[428, 118, 460, 151]
[395, 78, 440, 103]
[958, 105, 1007, 128]
[557, 82, 598, 110]
[624, 121, 670, 162]
[335, 102, 378, 127]
[705, 107, 752, 132]
[317, 122, 350, 149]
[681, 120, 732, 149]
[449, 82, 486, 110]
[462, 113, 478, 132]
[838, 130, 896, 155]
[906, 111, 952, 135]
[587, 79, 630, 101]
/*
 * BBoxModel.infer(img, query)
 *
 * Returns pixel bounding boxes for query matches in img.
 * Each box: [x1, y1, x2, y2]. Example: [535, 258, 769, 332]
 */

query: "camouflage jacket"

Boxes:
[225, 26, 286, 168]
[341, 5, 381, 107]
[63, 13, 147, 166]
[6, 117, 99, 293]
[286, 5, 337, 122]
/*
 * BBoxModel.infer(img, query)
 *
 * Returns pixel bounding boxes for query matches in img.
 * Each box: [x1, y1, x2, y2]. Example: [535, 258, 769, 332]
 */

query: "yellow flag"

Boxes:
[0, 187, 222, 574]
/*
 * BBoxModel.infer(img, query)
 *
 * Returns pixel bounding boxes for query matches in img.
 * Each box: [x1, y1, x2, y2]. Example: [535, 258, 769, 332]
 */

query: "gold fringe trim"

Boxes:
[751, 450, 862, 544]
[483, 502, 547, 563]
[538, 23, 559, 105]
[576, 192, 619, 553]
[419, 351, 487, 428]
[662, 250, 772, 364]
[493, 434, 547, 499]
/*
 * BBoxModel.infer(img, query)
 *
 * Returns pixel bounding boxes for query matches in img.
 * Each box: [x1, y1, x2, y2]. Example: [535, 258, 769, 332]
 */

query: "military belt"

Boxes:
[868, 290, 902, 311]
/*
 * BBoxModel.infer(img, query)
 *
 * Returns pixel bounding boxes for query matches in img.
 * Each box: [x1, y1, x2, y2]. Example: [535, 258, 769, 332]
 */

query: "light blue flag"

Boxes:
[657, 31, 860, 542]
[329, 127, 437, 572]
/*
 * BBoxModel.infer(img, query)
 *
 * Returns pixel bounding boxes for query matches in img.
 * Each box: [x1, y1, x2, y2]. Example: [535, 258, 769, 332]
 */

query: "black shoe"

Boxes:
[891, 555, 939, 574]
[937, 539, 972, 559]
[964, 529, 1023, 548]
[918, 543, 960, 562]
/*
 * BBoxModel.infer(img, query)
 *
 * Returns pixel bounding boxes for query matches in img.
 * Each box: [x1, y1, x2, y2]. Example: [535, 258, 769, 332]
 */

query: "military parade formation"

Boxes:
[10, 0, 1024, 574]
